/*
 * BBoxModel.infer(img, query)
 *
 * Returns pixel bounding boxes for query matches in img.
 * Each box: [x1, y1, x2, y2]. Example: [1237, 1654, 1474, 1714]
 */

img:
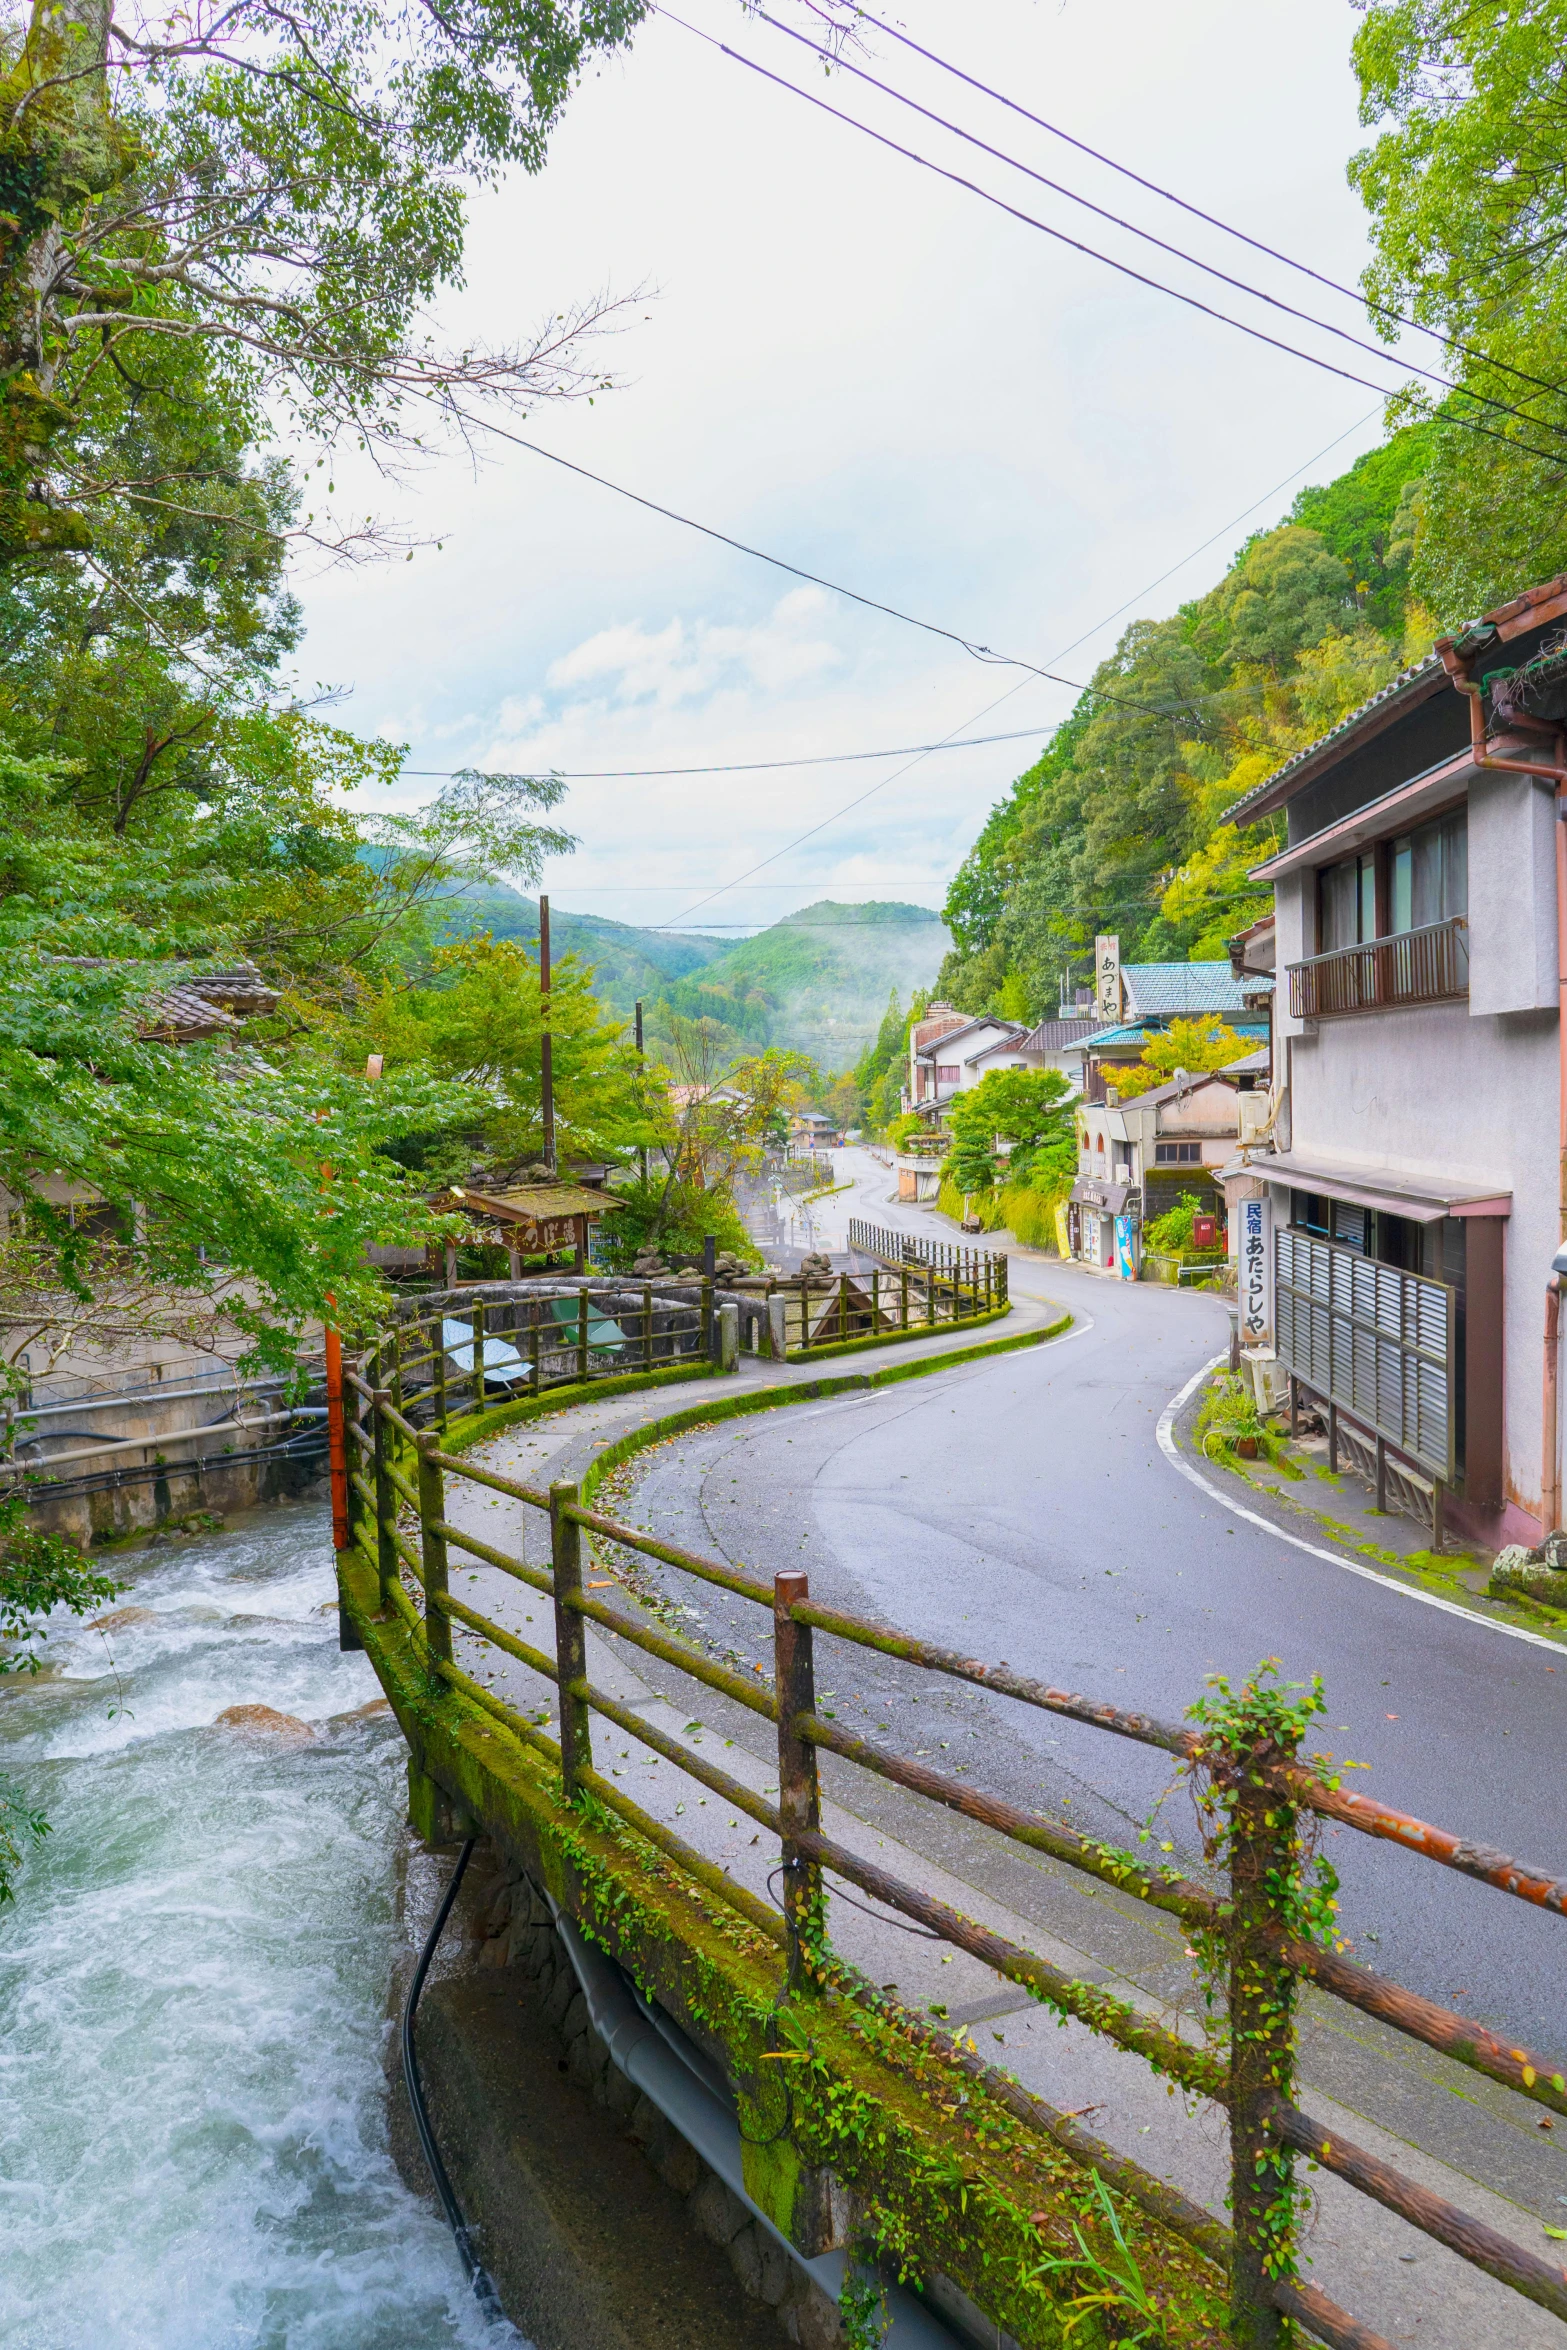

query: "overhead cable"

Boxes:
[659, 10, 1567, 474]
[749, 3, 1567, 448]
[832, 0, 1567, 412]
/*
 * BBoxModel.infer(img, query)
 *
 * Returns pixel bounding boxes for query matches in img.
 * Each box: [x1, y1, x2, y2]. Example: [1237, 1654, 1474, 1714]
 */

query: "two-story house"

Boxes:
[1069, 1067, 1249, 1275]
[1233, 571, 1567, 1549]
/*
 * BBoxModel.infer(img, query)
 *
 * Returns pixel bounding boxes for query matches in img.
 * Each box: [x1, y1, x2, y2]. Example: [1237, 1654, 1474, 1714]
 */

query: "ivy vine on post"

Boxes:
[1183, 1662, 1341, 2348]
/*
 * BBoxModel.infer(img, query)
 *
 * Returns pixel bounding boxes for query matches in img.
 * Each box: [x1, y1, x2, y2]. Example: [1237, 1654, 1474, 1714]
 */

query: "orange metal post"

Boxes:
[325, 1324, 349, 1552]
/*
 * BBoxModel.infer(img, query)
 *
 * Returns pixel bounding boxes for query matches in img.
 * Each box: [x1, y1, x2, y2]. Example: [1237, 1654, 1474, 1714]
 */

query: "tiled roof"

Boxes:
[1226, 656, 1445, 828]
[1018, 1016, 1102, 1052]
[913, 1016, 1027, 1061]
[1121, 962, 1257, 1016]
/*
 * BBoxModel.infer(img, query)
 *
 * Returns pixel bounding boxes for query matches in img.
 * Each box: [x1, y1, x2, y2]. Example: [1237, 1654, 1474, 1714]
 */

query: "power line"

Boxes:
[396, 724, 1058, 779]
[835, 0, 1567, 414]
[453, 409, 1257, 723]
[749, 3, 1567, 450]
[662, 10, 1567, 475]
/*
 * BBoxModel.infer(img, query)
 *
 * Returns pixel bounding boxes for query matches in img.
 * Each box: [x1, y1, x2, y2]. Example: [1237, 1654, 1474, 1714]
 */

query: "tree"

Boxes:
[1110, 1016, 1247, 1100]
[358, 930, 654, 1180]
[1349, 0, 1567, 620]
[945, 1067, 1075, 1196]
[0, 0, 646, 559]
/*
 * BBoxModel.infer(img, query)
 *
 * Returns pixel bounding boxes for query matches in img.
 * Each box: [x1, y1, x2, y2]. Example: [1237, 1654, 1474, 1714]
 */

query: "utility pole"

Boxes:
[539, 895, 555, 1176]
[634, 997, 648, 1186]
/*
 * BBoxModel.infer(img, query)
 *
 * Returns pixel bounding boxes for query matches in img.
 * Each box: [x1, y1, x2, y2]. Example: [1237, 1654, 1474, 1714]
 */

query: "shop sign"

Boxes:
[1240, 1195, 1272, 1349]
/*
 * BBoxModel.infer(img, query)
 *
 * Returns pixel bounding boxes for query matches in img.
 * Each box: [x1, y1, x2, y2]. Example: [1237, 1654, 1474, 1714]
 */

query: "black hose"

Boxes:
[401, 1836, 506, 2322]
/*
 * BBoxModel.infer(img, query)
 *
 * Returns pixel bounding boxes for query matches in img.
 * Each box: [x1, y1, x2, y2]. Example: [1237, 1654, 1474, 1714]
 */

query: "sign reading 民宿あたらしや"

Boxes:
[1239, 1195, 1271, 1350]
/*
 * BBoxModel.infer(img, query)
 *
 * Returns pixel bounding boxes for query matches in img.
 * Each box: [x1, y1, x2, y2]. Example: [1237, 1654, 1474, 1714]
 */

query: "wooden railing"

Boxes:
[848, 1217, 1007, 1304]
[337, 1345, 1567, 2350]
[1287, 916, 1468, 1020]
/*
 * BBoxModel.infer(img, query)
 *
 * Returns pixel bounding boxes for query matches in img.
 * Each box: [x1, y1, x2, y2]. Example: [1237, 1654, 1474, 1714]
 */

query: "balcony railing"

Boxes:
[1287, 915, 1468, 1020]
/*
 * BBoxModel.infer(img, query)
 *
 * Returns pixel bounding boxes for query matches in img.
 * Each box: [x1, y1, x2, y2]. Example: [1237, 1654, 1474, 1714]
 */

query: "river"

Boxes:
[0, 1496, 513, 2350]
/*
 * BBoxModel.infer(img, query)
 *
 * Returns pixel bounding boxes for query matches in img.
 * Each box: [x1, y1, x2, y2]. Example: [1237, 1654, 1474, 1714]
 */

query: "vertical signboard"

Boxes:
[1095, 934, 1121, 1022]
[1239, 1193, 1272, 1351]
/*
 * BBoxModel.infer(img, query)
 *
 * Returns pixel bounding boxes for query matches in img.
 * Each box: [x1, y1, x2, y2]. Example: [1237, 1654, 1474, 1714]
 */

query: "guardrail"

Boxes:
[849, 1217, 1008, 1303]
[337, 1344, 1567, 2350]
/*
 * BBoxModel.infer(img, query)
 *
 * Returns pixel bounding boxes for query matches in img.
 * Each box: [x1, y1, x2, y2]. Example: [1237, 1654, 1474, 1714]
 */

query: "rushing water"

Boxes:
[0, 1497, 513, 2350]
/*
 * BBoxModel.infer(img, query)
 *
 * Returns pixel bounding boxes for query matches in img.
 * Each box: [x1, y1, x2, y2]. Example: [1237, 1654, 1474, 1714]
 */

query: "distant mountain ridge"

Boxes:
[433, 883, 949, 1071]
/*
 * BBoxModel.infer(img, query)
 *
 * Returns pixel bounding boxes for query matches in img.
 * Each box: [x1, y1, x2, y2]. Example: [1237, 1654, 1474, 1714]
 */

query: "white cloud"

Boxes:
[544, 590, 840, 708]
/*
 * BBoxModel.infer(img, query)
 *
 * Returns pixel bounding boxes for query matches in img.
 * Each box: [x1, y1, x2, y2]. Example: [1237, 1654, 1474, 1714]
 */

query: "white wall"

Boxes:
[1283, 1000, 1556, 1522]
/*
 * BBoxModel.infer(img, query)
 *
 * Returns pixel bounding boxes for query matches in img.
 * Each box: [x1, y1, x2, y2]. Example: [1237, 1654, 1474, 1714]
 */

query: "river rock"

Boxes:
[329, 1698, 392, 1725]
[88, 1607, 157, 1632]
[214, 1704, 317, 1741]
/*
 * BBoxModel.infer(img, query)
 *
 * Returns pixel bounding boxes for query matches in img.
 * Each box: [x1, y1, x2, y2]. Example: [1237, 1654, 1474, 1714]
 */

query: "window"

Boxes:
[1318, 851, 1376, 951]
[936, 1063, 961, 1086]
[1390, 808, 1466, 933]
[1155, 1141, 1202, 1164]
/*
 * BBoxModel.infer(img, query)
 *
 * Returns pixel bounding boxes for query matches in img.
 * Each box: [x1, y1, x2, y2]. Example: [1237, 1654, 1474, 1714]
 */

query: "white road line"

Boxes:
[1156, 1355, 1565, 1654]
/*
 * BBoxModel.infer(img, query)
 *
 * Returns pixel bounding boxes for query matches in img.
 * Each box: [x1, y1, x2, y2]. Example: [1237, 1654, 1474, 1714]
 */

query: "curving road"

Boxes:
[651, 1147, 1567, 2055]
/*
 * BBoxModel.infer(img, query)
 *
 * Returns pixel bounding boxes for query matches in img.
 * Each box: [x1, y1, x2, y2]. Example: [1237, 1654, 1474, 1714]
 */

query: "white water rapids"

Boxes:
[0, 1496, 514, 2350]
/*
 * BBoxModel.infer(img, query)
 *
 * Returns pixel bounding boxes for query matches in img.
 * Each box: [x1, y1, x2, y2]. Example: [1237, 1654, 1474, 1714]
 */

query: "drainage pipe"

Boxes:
[1440, 645, 1567, 1535]
[547, 1901, 960, 2347]
[403, 1838, 505, 2320]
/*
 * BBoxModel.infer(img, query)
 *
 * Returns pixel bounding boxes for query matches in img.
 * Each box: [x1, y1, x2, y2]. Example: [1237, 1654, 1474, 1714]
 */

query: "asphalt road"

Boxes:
[638, 1147, 1567, 2052]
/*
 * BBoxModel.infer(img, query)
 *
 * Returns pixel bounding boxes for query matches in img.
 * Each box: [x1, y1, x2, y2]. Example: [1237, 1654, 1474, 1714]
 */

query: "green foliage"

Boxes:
[944, 1068, 1075, 1195]
[0, 1485, 125, 1906]
[1024, 2171, 1165, 2345]
[357, 931, 655, 1180]
[851, 986, 916, 1135]
[1111, 1017, 1247, 1099]
[0, 1488, 122, 1676]
[590, 1173, 755, 1272]
[1143, 1193, 1215, 1256]
[1350, 2, 1567, 620]
[1288, 421, 1437, 633]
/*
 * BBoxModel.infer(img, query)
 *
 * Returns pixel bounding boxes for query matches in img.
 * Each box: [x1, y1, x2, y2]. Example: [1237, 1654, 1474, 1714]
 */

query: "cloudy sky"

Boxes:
[297, 0, 1402, 938]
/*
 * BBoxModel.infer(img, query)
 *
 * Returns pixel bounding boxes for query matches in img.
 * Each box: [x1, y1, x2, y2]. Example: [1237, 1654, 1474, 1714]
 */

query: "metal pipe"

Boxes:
[546, 1904, 961, 2347]
[400, 1837, 504, 2318]
[539, 893, 555, 1176]
[1547, 1279, 1563, 1538]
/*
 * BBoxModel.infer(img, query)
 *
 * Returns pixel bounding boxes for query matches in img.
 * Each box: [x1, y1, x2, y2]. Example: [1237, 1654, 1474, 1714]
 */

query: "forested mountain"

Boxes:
[433, 887, 947, 1072]
[935, 424, 1437, 1017]
[645, 900, 948, 1072]
[429, 881, 727, 1014]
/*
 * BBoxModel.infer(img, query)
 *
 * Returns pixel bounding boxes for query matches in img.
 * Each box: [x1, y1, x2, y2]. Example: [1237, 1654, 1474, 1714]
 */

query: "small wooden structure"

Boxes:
[434, 1181, 621, 1280]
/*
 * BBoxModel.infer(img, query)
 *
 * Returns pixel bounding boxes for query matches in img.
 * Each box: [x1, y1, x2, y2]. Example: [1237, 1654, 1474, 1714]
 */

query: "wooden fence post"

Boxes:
[774, 1568, 822, 1988]
[1226, 1752, 1300, 2346]
[838, 1272, 848, 1343]
[416, 1433, 452, 1680]
[643, 1281, 654, 1370]
[900, 1262, 909, 1330]
[577, 1288, 589, 1384]
[390, 1322, 405, 1419]
[550, 1479, 592, 1799]
[472, 1297, 487, 1413]
[432, 1310, 448, 1432]
[371, 1387, 396, 1608]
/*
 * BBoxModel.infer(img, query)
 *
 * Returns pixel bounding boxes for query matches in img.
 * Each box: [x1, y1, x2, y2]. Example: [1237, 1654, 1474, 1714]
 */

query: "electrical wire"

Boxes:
[660, 9, 1567, 475]
[831, 0, 1567, 413]
[396, 725, 1057, 778]
[447, 408, 1250, 723]
[747, 2, 1567, 449]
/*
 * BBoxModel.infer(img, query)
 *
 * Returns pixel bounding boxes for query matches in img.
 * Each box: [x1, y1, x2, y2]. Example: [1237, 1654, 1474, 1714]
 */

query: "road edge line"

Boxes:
[1156, 1356, 1566, 1655]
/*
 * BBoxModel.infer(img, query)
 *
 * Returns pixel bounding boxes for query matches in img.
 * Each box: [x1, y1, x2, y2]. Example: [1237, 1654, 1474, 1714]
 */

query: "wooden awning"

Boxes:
[440, 1183, 622, 1224]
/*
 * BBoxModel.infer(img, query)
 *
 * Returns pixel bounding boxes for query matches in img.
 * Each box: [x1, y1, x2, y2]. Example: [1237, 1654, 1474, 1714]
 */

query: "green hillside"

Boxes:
[646, 899, 949, 1072]
[430, 881, 727, 1015]
[936, 423, 1439, 1017]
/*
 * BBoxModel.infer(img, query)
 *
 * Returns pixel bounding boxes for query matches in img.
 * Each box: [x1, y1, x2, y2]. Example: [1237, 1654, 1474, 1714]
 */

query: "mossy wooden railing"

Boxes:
[333, 1310, 1567, 2350]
